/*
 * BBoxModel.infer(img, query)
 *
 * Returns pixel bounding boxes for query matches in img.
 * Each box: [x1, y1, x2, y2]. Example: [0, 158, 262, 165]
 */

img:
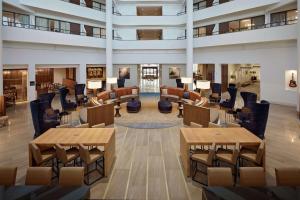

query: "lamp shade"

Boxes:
[196, 80, 210, 89]
[107, 77, 118, 84]
[181, 77, 193, 84]
[88, 80, 102, 89]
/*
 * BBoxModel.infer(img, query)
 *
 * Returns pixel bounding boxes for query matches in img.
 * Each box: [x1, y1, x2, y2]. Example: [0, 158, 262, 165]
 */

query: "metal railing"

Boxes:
[193, 19, 298, 38]
[2, 20, 106, 39]
[61, 0, 106, 12]
[193, 0, 233, 12]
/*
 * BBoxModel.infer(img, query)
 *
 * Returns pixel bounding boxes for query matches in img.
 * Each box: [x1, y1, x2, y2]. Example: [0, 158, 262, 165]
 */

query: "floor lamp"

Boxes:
[107, 77, 118, 91]
[181, 77, 193, 91]
[196, 80, 211, 98]
[88, 80, 102, 96]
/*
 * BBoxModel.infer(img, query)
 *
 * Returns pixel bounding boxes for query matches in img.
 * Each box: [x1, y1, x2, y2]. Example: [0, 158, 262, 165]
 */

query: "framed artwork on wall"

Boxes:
[169, 67, 181, 79]
[119, 67, 130, 79]
[86, 67, 105, 79]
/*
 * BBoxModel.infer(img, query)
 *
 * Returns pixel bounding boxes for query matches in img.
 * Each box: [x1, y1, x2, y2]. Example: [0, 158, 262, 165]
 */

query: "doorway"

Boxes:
[139, 64, 160, 93]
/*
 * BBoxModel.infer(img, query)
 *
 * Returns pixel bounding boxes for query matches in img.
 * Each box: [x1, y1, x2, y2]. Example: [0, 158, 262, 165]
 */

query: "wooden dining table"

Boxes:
[29, 128, 116, 177]
[180, 128, 264, 177]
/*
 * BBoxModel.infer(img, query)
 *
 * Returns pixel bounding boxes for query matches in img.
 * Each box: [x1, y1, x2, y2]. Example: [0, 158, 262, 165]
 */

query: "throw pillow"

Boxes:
[132, 89, 138, 95]
[162, 89, 168, 95]
[98, 99, 104, 105]
[183, 92, 190, 99]
[110, 92, 116, 99]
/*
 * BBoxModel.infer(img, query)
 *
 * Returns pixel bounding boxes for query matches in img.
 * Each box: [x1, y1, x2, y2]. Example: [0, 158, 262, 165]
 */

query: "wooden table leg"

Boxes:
[104, 130, 116, 176]
[28, 144, 33, 167]
[180, 131, 190, 177]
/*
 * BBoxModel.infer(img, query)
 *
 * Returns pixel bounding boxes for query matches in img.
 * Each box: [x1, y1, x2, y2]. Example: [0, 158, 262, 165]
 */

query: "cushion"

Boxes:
[183, 92, 190, 99]
[162, 89, 168, 95]
[132, 89, 138, 95]
[98, 99, 103, 105]
[110, 92, 116, 99]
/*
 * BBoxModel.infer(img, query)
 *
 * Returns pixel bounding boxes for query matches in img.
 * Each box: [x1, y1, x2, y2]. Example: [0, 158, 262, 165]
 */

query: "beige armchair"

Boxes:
[240, 167, 266, 187]
[207, 167, 233, 187]
[25, 167, 52, 186]
[0, 167, 17, 186]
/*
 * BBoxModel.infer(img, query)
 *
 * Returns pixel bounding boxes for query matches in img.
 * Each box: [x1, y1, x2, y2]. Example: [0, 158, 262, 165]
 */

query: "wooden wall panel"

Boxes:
[0, 96, 6, 116]
[183, 104, 210, 127]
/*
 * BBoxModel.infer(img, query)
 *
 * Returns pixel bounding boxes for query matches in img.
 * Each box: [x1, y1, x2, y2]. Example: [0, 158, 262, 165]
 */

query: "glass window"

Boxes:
[240, 19, 251, 31]
[271, 12, 286, 26]
[15, 13, 30, 28]
[193, 28, 198, 37]
[93, 27, 101, 37]
[35, 17, 49, 31]
[228, 20, 239, 32]
[286, 10, 298, 24]
[2, 11, 14, 26]
[198, 27, 206, 36]
[252, 16, 265, 29]
[100, 28, 106, 38]
[60, 21, 70, 34]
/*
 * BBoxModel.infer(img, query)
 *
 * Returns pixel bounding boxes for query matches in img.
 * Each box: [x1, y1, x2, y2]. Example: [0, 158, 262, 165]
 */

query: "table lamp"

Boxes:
[107, 77, 118, 90]
[88, 80, 102, 96]
[181, 77, 193, 91]
[196, 80, 210, 98]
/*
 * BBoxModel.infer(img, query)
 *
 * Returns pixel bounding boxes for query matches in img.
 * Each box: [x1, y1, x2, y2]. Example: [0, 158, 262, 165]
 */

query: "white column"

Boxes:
[186, 0, 194, 89]
[106, 0, 113, 90]
[0, 0, 3, 95]
[215, 64, 222, 83]
[297, 0, 300, 114]
[30, 15, 35, 26]
[76, 64, 86, 84]
[28, 64, 36, 101]
[265, 12, 271, 25]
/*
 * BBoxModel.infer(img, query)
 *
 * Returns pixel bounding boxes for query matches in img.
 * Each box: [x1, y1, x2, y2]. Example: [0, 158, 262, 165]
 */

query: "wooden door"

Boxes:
[221, 64, 228, 92]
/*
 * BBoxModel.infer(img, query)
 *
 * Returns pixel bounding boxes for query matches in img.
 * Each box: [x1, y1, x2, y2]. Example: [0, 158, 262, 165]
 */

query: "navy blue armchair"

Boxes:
[30, 100, 60, 138]
[237, 92, 258, 122]
[38, 92, 60, 115]
[117, 78, 125, 88]
[75, 84, 88, 105]
[240, 100, 270, 139]
[59, 87, 77, 112]
[209, 83, 222, 103]
[176, 79, 184, 88]
[220, 87, 237, 110]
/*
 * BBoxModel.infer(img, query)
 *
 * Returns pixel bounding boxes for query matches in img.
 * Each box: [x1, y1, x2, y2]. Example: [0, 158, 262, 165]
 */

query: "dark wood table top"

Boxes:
[203, 186, 300, 200]
[0, 185, 90, 200]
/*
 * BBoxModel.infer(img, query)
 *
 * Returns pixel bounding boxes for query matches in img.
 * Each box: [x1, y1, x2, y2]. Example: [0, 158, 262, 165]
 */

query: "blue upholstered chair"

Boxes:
[209, 83, 222, 103]
[59, 88, 77, 112]
[117, 78, 125, 88]
[237, 92, 258, 122]
[158, 99, 172, 113]
[176, 79, 184, 88]
[38, 92, 60, 115]
[127, 98, 141, 113]
[240, 100, 270, 139]
[30, 100, 60, 138]
[75, 84, 88, 105]
[220, 87, 237, 110]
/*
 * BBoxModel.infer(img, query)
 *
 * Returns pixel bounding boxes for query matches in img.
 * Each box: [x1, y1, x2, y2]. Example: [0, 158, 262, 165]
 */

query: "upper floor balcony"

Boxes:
[113, 15, 186, 26]
[193, 0, 280, 22]
[18, 0, 106, 22]
[113, 39, 186, 50]
[193, 20, 298, 48]
[2, 20, 106, 49]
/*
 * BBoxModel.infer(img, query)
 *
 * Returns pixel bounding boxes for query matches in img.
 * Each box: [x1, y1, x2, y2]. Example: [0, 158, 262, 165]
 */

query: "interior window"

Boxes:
[286, 10, 298, 24]
[2, 12, 14, 26]
[239, 19, 251, 31]
[36, 17, 49, 31]
[228, 20, 239, 32]
[271, 12, 286, 26]
[252, 16, 265, 29]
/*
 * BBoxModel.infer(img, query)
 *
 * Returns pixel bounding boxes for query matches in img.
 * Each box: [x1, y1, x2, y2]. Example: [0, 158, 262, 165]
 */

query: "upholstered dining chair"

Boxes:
[208, 122, 222, 128]
[275, 167, 300, 186]
[75, 84, 88, 106]
[215, 143, 239, 182]
[190, 122, 203, 128]
[55, 144, 80, 170]
[25, 167, 52, 186]
[56, 124, 72, 128]
[59, 167, 85, 187]
[0, 167, 17, 186]
[92, 123, 105, 128]
[239, 141, 264, 167]
[79, 144, 105, 185]
[207, 167, 234, 187]
[239, 167, 266, 187]
[75, 123, 89, 128]
[30, 143, 57, 169]
[190, 143, 215, 185]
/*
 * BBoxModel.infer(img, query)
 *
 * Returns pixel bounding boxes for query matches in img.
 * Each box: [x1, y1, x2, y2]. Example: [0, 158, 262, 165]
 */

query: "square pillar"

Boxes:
[215, 64, 222, 84]
[27, 64, 36, 101]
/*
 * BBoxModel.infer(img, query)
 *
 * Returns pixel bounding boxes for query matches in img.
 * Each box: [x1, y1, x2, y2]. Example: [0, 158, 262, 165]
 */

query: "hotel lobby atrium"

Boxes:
[0, 0, 300, 199]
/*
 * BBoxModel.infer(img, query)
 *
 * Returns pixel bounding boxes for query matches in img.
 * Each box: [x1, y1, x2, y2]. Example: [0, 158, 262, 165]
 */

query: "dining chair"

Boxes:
[207, 167, 234, 187]
[227, 122, 241, 127]
[55, 144, 80, 171]
[0, 167, 17, 186]
[79, 144, 105, 185]
[239, 167, 266, 187]
[92, 123, 105, 128]
[190, 143, 215, 185]
[30, 143, 57, 171]
[208, 122, 222, 128]
[215, 143, 239, 182]
[190, 122, 203, 128]
[25, 167, 52, 186]
[275, 167, 300, 186]
[239, 141, 264, 167]
[59, 167, 85, 187]
[75, 123, 89, 128]
[56, 124, 72, 128]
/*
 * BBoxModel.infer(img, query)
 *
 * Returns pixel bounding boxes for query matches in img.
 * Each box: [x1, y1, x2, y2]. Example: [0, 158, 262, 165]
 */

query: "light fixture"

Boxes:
[88, 80, 102, 96]
[181, 77, 193, 91]
[197, 80, 211, 98]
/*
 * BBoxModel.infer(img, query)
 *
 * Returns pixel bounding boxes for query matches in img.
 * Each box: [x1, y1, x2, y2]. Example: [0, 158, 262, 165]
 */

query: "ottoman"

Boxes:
[158, 100, 172, 113]
[127, 99, 141, 113]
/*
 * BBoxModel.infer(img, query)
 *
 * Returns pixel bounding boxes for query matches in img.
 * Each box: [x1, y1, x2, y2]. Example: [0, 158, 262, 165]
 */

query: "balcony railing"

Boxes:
[193, 0, 233, 11]
[2, 21, 106, 39]
[61, 0, 106, 12]
[193, 19, 297, 38]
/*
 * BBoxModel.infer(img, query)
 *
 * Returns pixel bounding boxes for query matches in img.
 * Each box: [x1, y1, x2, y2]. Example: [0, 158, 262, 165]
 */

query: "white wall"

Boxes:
[113, 65, 138, 87]
[161, 64, 186, 87]
[194, 41, 298, 106]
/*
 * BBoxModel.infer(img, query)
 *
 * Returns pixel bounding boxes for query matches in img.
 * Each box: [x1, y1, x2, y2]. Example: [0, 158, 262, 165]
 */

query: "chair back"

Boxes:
[75, 84, 85, 96]
[38, 93, 56, 108]
[176, 79, 184, 88]
[190, 122, 203, 128]
[207, 144, 216, 166]
[275, 167, 300, 186]
[30, 143, 43, 165]
[227, 87, 237, 109]
[55, 144, 68, 164]
[59, 88, 69, 110]
[30, 100, 43, 137]
[211, 83, 221, 95]
[0, 167, 17, 186]
[79, 144, 91, 163]
[117, 78, 125, 88]
[255, 141, 265, 164]
[240, 92, 257, 108]
[207, 167, 233, 186]
[59, 167, 84, 186]
[240, 167, 266, 187]
[92, 123, 105, 128]
[25, 167, 52, 186]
